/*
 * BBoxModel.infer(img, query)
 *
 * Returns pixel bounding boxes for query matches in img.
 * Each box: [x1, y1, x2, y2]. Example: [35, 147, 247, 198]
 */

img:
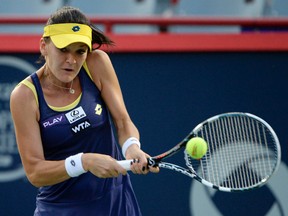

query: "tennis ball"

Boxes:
[186, 137, 208, 159]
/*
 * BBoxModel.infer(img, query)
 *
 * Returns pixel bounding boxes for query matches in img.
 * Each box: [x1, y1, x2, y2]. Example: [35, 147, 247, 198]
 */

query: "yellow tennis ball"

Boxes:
[186, 137, 208, 159]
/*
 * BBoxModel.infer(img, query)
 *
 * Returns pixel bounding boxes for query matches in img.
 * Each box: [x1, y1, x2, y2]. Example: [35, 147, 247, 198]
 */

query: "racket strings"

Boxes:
[188, 114, 278, 190]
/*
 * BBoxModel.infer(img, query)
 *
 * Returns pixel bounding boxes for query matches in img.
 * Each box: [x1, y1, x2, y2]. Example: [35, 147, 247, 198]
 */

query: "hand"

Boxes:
[125, 144, 159, 174]
[82, 153, 127, 178]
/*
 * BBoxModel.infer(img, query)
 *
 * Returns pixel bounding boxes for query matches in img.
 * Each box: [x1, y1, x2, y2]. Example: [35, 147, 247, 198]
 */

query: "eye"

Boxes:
[77, 49, 88, 55]
[59, 48, 67, 52]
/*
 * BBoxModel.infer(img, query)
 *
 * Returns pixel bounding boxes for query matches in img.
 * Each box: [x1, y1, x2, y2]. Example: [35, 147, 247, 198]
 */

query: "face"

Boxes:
[40, 38, 88, 83]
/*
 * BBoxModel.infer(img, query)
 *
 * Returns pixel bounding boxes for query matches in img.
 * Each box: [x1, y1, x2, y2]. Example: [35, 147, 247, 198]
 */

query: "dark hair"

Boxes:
[46, 6, 114, 49]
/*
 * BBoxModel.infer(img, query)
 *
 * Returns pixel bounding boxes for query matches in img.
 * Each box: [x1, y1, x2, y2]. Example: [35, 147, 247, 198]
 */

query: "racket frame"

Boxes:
[118, 112, 281, 192]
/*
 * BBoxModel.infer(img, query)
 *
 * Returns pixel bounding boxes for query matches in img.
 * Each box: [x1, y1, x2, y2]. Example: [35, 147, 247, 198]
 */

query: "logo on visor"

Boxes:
[72, 26, 80, 32]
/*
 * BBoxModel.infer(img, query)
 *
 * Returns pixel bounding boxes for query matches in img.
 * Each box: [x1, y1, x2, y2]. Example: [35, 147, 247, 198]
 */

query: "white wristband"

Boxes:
[122, 137, 141, 158]
[65, 153, 87, 177]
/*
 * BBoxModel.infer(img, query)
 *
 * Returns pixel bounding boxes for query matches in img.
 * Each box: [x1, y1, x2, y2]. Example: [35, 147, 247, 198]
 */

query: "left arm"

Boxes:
[86, 50, 158, 174]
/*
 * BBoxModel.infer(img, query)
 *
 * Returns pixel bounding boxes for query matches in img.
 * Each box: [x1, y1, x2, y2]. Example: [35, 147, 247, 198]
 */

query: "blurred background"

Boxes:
[0, 1, 288, 216]
[0, 0, 288, 33]
[0, 0, 288, 17]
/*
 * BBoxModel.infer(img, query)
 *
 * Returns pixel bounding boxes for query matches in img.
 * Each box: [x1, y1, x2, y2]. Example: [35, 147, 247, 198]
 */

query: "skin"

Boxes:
[10, 38, 158, 187]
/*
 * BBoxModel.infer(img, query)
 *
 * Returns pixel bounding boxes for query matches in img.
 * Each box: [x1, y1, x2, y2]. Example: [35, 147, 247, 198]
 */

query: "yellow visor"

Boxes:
[43, 23, 92, 51]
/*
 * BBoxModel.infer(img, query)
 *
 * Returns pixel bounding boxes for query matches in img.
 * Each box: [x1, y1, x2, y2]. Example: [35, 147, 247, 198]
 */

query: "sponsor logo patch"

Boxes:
[71, 120, 91, 134]
[65, 106, 86, 124]
[43, 114, 65, 128]
[95, 104, 102, 115]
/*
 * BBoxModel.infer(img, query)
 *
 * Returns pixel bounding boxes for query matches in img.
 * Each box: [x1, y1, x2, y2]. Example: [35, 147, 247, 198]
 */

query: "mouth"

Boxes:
[63, 68, 74, 72]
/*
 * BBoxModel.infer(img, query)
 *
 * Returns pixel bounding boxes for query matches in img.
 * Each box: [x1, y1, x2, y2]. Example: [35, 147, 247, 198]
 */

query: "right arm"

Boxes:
[10, 79, 126, 187]
[10, 80, 70, 187]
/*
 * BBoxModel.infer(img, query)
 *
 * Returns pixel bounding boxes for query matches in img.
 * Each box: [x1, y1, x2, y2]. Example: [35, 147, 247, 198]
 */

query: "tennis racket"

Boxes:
[117, 112, 281, 192]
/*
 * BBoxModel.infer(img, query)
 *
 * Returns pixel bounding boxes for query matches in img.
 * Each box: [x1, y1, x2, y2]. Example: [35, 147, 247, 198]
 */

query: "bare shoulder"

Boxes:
[10, 76, 38, 118]
[10, 78, 32, 103]
[85, 50, 116, 90]
[86, 49, 112, 69]
[87, 49, 110, 59]
[11, 77, 32, 102]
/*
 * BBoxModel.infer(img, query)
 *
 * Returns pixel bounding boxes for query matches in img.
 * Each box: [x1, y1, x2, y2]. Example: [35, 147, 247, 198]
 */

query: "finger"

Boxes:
[148, 166, 160, 173]
[141, 165, 149, 175]
[118, 167, 127, 176]
[115, 161, 128, 175]
[137, 160, 149, 175]
[110, 170, 118, 177]
[130, 159, 143, 174]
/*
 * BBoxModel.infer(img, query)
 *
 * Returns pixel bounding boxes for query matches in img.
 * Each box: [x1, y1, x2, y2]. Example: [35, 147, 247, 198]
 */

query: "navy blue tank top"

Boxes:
[31, 67, 141, 216]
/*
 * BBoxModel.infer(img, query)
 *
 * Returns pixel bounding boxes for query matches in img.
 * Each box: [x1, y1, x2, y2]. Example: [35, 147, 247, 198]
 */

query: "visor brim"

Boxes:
[50, 34, 92, 51]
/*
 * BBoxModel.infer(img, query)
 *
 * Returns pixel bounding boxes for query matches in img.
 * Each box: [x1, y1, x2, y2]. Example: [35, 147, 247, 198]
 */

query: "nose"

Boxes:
[66, 53, 76, 64]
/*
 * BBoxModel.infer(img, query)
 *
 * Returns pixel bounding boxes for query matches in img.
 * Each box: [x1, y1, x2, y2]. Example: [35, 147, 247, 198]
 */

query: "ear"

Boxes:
[39, 38, 48, 56]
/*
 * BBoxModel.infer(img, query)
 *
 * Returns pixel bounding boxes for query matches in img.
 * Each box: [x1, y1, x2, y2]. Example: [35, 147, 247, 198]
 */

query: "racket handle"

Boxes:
[117, 158, 156, 170]
[117, 160, 133, 170]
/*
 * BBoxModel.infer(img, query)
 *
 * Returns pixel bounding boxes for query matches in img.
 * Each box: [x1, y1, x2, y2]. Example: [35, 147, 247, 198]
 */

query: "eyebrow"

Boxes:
[77, 44, 89, 49]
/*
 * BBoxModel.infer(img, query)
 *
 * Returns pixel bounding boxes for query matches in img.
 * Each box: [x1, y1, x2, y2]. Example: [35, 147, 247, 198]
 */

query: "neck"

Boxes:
[44, 67, 75, 94]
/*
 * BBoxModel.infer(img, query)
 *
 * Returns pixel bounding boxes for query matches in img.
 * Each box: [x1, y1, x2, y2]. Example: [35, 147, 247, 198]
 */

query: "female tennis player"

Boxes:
[10, 6, 158, 216]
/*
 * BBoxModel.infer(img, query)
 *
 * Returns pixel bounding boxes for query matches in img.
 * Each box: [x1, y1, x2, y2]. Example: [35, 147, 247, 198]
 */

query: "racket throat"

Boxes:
[148, 158, 161, 167]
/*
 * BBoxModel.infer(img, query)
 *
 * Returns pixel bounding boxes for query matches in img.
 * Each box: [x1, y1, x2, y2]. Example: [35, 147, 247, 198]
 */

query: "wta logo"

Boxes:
[0, 56, 36, 182]
[71, 120, 91, 134]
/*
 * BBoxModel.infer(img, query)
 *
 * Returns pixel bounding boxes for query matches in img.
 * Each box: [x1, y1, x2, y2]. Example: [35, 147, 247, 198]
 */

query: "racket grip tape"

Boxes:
[117, 158, 156, 170]
[117, 160, 133, 170]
